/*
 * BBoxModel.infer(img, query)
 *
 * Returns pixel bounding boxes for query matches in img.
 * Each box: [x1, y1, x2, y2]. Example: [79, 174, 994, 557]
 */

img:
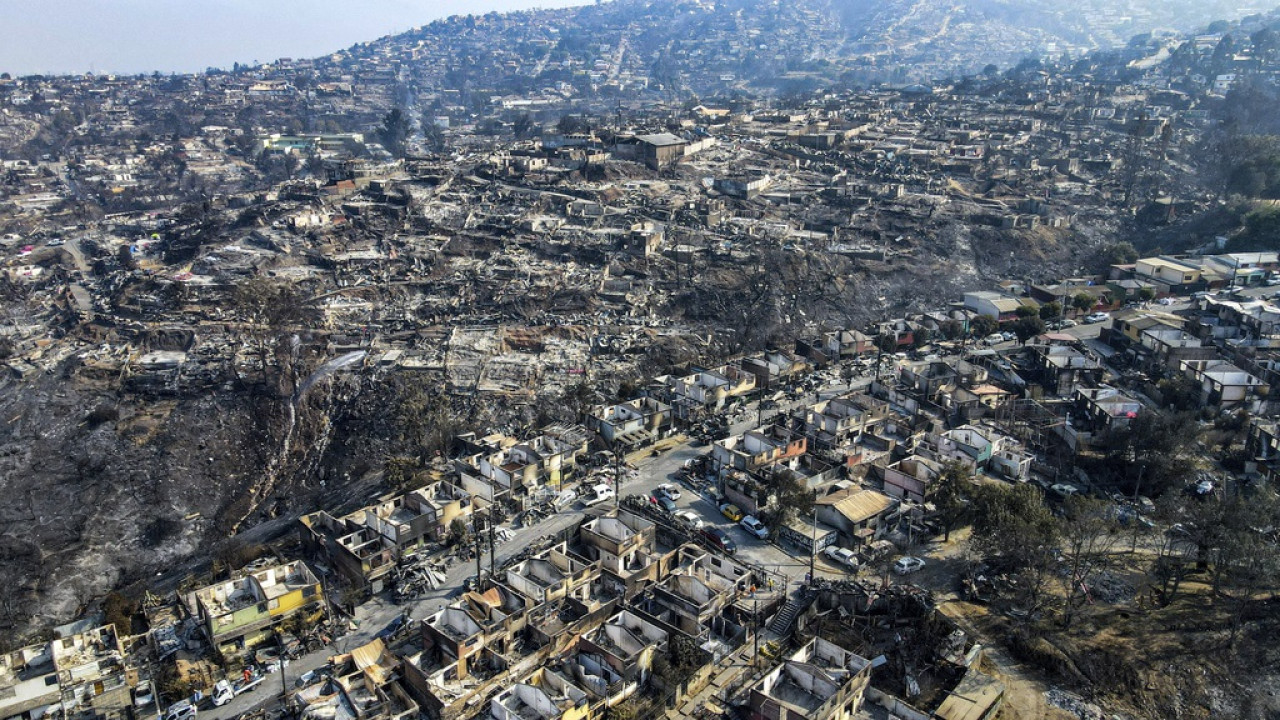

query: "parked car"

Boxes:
[656, 483, 682, 501]
[1084, 312, 1109, 323]
[982, 333, 1004, 345]
[823, 546, 859, 570]
[893, 556, 926, 575]
[701, 527, 737, 554]
[164, 700, 197, 720]
[651, 494, 677, 513]
[1058, 318, 1077, 328]
[740, 515, 768, 539]
[673, 510, 703, 531]
[719, 503, 744, 522]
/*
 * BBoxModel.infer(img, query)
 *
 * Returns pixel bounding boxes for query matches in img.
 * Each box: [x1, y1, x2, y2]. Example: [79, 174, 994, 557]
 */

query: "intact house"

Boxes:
[183, 560, 323, 656]
[917, 425, 1032, 481]
[1130, 256, 1206, 295]
[633, 133, 687, 169]
[962, 292, 1025, 322]
[814, 487, 898, 550]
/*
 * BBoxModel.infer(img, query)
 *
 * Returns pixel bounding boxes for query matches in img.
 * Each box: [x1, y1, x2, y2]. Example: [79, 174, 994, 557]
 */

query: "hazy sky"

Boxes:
[0, 0, 590, 76]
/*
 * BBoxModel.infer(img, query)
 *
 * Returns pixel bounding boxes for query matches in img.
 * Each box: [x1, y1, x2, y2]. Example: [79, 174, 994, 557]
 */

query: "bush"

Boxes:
[141, 516, 183, 548]
[85, 404, 120, 426]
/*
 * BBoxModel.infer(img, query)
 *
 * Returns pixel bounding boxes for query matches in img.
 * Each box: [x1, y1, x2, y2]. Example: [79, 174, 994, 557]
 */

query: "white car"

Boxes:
[823, 546, 859, 569]
[740, 515, 769, 540]
[1084, 312, 1109, 323]
[673, 510, 703, 531]
[656, 483, 681, 501]
[982, 333, 1004, 345]
[893, 556, 926, 575]
[164, 700, 197, 720]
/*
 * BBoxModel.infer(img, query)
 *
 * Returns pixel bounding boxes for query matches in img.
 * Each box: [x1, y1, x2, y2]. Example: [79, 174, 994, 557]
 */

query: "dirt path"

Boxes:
[914, 530, 1077, 720]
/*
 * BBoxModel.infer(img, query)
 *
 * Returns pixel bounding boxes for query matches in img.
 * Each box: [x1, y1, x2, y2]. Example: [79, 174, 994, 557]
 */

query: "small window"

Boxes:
[303, 586, 317, 598]
[269, 599, 280, 610]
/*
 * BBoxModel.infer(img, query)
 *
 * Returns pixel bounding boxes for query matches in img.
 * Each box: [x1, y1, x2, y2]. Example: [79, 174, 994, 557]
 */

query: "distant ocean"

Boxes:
[0, 0, 588, 76]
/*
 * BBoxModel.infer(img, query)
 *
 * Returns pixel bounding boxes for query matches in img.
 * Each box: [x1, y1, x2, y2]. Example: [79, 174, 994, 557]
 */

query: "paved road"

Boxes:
[207, 441, 704, 719]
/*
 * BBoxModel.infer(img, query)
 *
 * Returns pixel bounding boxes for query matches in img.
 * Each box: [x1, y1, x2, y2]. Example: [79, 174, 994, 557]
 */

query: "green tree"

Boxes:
[970, 483, 1060, 613]
[969, 315, 998, 338]
[1014, 304, 1038, 319]
[1137, 286, 1156, 302]
[383, 455, 419, 492]
[1010, 315, 1046, 343]
[1071, 292, 1096, 315]
[1039, 301, 1063, 321]
[931, 461, 971, 542]
[1102, 241, 1139, 265]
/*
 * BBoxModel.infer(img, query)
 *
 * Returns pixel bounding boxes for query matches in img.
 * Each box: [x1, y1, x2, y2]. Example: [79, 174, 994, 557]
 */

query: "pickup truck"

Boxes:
[581, 483, 615, 507]
[212, 668, 267, 706]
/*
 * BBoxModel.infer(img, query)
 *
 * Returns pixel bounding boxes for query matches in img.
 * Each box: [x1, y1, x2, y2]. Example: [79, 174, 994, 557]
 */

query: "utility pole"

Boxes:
[753, 594, 759, 663]
[474, 515, 484, 586]
[488, 507, 497, 577]
[808, 492, 817, 586]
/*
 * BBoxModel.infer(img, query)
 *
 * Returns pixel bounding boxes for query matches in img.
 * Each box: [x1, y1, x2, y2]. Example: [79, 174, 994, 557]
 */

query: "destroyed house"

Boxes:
[459, 584, 533, 642]
[822, 330, 875, 359]
[300, 511, 397, 591]
[801, 395, 890, 449]
[586, 397, 671, 447]
[0, 625, 128, 720]
[880, 455, 943, 504]
[505, 545, 597, 605]
[319, 639, 418, 720]
[560, 650, 633, 706]
[490, 667, 590, 720]
[1028, 345, 1102, 397]
[748, 637, 872, 720]
[184, 560, 322, 655]
[668, 369, 732, 417]
[1074, 386, 1142, 435]
[579, 610, 668, 682]
[365, 482, 473, 551]
[712, 425, 807, 474]
[577, 512, 671, 598]
[1181, 359, 1265, 411]
[742, 349, 808, 388]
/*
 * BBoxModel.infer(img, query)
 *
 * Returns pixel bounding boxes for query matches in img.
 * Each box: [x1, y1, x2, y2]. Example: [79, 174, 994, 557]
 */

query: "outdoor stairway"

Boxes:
[766, 594, 808, 636]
